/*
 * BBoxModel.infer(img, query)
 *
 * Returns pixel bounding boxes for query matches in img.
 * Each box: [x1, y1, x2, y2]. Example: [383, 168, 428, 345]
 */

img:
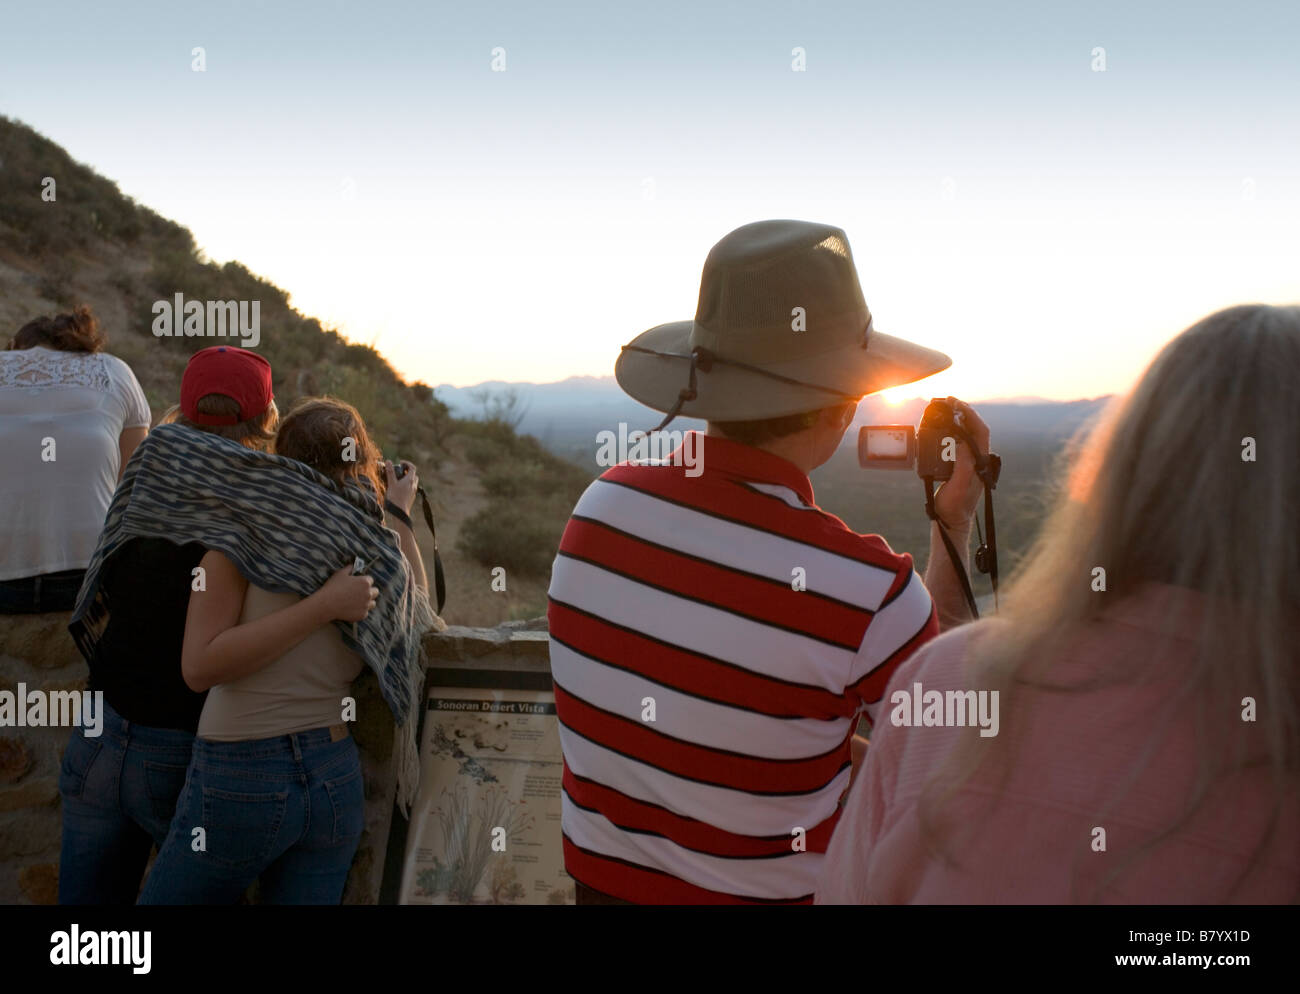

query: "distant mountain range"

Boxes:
[435, 375, 1113, 466]
[436, 376, 704, 451]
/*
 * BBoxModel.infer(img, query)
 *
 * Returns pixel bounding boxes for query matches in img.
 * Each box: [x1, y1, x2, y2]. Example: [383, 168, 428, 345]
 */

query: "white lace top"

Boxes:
[0, 346, 151, 580]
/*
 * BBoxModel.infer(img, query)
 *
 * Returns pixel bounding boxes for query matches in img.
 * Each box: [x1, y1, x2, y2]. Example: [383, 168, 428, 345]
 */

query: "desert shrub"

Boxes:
[108, 267, 138, 297]
[456, 497, 570, 576]
[147, 245, 207, 297]
[480, 461, 548, 499]
[35, 258, 76, 305]
[483, 459, 587, 504]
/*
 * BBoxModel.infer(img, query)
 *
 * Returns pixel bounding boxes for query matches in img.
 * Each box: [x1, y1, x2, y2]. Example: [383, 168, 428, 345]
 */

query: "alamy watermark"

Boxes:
[888, 681, 999, 737]
[50, 925, 150, 973]
[152, 292, 261, 347]
[595, 424, 702, 476]
[0, 684, 104, 736]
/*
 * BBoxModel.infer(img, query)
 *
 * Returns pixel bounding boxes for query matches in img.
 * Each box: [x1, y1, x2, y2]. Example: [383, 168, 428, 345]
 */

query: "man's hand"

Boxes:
[923, 397, 991, 630]
[931, 397, 991, 530]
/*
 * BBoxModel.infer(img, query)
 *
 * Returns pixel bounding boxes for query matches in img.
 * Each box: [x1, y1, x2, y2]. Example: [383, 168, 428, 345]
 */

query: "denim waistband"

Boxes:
[192, 725, 350, 760]
[91, 699, 195, 751]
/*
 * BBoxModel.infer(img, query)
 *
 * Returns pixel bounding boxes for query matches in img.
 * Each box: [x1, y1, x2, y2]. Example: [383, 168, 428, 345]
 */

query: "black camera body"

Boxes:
[916, 398, 961, 482]
[859, 398, 1002, 616]
[859, 398, 966, 481]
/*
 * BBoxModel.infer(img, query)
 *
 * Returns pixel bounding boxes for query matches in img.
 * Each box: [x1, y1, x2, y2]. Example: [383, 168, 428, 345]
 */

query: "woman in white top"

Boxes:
[0, 306, 151, 612]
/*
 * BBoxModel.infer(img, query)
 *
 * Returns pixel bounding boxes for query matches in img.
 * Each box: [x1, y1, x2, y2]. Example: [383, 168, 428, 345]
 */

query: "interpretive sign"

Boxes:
[398, 667, 573, 905]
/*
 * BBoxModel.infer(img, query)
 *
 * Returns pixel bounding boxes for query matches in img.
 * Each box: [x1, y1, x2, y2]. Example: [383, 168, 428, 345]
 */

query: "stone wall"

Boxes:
[0, 612, 549, 905]
[0, 612, 83, 904]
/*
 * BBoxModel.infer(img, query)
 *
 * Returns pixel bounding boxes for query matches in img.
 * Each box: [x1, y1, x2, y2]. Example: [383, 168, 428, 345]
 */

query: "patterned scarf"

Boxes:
[69, 422, 440, 813]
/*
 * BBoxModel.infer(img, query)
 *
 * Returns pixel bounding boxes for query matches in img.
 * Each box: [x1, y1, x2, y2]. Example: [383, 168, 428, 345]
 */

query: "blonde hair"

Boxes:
[919, 304, 1300, 900]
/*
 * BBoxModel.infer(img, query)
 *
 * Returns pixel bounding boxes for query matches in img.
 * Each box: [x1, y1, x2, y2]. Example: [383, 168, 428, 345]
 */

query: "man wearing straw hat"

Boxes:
[547, 219, 991, 904]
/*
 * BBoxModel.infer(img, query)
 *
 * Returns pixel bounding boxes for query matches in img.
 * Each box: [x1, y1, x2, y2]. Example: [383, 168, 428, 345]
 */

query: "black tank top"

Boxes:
[88, 537, 208, 732]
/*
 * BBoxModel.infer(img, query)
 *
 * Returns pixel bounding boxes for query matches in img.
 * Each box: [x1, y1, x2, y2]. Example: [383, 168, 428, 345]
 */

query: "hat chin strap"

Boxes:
[621, 344, 861, 433]
[645, 346, 709, 432]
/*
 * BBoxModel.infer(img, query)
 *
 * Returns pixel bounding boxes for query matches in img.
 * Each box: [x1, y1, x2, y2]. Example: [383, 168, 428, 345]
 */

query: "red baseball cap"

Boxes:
[180, 346, 274, 426]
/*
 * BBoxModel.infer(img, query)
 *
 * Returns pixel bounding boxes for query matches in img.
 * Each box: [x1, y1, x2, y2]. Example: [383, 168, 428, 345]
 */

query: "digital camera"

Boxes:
[858, 398, 968, 481]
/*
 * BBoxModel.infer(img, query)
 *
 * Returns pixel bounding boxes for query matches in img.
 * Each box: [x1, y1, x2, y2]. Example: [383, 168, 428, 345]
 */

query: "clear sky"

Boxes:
[2, 1, 1297, 401]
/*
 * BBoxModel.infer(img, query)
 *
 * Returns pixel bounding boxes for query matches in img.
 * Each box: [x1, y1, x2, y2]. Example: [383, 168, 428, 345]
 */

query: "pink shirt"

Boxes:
[817, 584, 1300, 904]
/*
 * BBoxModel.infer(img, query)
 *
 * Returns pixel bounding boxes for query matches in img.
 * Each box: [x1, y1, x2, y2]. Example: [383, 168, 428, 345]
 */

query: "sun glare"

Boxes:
[877, 385, 913, 407]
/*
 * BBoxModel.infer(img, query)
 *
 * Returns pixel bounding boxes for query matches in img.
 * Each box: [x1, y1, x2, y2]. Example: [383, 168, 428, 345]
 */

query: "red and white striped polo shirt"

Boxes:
[547, 430, 938, 904]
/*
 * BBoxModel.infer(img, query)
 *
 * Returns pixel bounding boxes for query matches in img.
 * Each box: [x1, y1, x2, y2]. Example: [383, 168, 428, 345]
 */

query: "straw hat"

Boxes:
[615, 220, 951, 424]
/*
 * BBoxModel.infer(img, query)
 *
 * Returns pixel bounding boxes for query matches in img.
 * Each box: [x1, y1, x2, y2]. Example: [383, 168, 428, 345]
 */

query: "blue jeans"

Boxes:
[0, 568, 86, 613]
[58, 701, 195, 904]
[138, 728, 364, 905]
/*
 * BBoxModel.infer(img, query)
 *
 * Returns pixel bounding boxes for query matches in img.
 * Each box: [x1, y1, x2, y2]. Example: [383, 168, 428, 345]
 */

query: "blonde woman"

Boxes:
[817, 304, 1300, 904]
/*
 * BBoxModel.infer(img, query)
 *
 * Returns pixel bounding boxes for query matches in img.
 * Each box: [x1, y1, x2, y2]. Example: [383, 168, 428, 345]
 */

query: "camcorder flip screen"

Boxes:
[858, 426, 916, 469]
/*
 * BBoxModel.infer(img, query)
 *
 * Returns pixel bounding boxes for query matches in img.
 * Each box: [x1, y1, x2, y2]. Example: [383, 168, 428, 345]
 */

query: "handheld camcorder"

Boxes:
[857, 398, 1003, 618]
[858, 398, 997, 482]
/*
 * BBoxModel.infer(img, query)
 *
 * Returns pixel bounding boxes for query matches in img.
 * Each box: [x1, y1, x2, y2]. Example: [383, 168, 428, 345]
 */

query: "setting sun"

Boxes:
[876, 385, 916, 408]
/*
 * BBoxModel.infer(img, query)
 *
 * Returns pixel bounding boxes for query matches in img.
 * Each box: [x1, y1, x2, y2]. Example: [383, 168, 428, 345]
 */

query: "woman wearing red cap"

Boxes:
[136, 396, 432, 904]
[59, 346, 367, 904]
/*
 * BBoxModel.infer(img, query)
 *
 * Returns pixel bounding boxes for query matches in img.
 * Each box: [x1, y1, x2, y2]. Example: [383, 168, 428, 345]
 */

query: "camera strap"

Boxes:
[386, 488, 447, 615]
[923, 479, 981, 618]
[416, 486, 448, 615]
[980, 479, 999, 604]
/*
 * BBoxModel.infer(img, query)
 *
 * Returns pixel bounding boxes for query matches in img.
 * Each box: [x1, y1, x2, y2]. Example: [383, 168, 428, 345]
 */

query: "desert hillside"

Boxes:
[0, 116, 590, 625]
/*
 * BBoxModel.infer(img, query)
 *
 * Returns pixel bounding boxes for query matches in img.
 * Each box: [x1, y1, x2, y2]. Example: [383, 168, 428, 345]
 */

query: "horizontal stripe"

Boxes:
[850, 567, 938, 684]
[563, 794, 822, 902]
[852, 606, 937, 705]
[554, 681, 850, 794]
[563, 836, 812, 905]
[577, 477, 898, 611]
[599, 464, 906, 569]
[547, 600, 857, 718]
[564, 513, 873, 639]
[555, 550, 859, 652]
[564, 768, 841, 857]
[557, 717, 850, 836]
[549, 556, 858, 693]
[549, 640, 851, 760]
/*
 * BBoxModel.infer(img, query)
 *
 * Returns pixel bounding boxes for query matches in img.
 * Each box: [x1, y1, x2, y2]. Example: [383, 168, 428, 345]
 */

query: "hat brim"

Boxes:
[615, 321, 952, 421]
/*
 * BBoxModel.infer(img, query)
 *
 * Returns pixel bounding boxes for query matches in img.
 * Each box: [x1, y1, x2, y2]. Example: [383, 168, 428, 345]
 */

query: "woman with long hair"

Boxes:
[60, 345, 279, 903]
[0, 306, 150, 613]
[817, 304, 1300, 903]
[137, 397, 432, 904]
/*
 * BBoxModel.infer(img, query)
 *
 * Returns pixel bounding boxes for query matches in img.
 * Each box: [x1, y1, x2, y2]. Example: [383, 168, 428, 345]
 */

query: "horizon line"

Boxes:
[429, 374, 1115, 406]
